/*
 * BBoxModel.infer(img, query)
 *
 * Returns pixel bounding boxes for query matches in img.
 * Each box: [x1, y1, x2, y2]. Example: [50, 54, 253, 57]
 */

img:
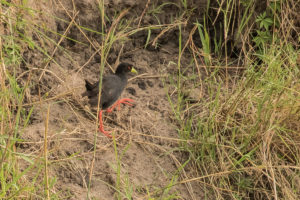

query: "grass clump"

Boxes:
[181, 46, 299, 199]
[169, 0, 300, 199]
[0, 1, 60, 199]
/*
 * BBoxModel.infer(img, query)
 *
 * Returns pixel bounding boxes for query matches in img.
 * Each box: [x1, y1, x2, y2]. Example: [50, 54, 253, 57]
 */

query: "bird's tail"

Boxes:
[85, 80, 94, 90]
[82, 80, 94, 97]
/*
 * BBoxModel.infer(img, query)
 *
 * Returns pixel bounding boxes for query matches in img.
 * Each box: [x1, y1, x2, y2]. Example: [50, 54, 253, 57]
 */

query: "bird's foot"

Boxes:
[99, 110, 112, 138]
[99, 126, 112, 138]
[106, 98, 134, 113]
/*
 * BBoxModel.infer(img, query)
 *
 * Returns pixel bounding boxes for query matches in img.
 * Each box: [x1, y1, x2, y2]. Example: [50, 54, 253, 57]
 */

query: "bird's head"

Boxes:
[115, 62, 137, 75]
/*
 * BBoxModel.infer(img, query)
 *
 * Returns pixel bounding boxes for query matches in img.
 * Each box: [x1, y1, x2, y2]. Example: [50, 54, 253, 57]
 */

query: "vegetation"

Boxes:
[0, 0, 299, 199]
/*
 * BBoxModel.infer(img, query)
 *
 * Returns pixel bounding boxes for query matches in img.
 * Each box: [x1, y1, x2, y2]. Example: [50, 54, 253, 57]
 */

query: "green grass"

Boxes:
[172, 43, 299, 199]
[166, 1, 300, 199]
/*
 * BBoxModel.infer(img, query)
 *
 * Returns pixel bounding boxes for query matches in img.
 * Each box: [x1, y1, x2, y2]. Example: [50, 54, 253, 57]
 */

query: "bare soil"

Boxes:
[18, 0, 206, 199]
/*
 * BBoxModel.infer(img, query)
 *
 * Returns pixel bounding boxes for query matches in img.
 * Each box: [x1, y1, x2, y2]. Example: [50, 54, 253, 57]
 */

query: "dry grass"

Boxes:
[168, 1, 300, 199]
[0, 0, 299, 199]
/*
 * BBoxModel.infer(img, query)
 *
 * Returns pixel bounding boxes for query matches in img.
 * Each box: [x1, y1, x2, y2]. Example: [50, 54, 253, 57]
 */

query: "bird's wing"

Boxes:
[101, 76, 122, 97]
[100, 75, 124, 107]
[83, 75, 125, 108]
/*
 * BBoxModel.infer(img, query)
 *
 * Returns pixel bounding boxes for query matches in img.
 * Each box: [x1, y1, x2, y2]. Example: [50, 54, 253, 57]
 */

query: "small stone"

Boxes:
[126, 87, 136, 96]
[146, 80, 154, 87]
[138, 80, 147, 90]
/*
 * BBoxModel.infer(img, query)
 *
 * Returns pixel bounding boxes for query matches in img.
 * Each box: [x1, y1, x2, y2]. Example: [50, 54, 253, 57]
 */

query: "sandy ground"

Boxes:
[17, 0, 206, 199]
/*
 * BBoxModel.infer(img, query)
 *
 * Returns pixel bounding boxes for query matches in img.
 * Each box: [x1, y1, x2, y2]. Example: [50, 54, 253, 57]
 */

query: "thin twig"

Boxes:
[44, 104, 51, 200]
[137, 0, 151, 28]
[22, 90, 75, 106]
[76, 48, 102, 73]
[128, 73, 168, 81]
[38, 10, 79, 81]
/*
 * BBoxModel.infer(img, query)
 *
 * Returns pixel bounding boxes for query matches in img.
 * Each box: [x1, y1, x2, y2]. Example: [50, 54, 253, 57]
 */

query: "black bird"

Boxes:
[83, 62, 137, 137]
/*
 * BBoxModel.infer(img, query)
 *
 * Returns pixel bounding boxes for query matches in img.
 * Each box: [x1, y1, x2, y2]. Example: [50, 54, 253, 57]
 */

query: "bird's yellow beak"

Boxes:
[131, 67, 138, 74]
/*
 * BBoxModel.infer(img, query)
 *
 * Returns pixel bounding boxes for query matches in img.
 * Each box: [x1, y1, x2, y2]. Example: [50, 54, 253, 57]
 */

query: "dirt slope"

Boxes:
[18, 0, 205, 199]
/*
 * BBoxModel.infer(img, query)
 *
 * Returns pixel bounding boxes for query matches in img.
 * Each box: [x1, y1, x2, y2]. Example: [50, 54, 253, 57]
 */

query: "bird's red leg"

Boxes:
[99, 110, 112, 138]
[106, 98, 134, 113]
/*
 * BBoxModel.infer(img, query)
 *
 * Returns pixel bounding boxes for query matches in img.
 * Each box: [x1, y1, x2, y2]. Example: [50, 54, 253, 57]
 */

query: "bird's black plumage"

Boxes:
[83, 63, 137, 109]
